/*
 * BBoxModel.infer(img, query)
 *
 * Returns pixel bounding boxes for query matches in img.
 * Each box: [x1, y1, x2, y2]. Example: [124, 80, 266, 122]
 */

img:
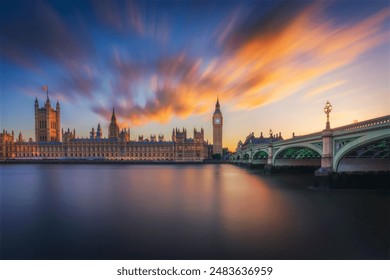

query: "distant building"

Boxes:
[0, 130, 14, 159]
[0, 93, 213, 162]
[236, 131, 284, 152]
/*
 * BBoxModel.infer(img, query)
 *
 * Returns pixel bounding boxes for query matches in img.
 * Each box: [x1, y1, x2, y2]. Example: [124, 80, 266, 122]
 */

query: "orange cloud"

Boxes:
[209, 5, 390, 110]
[99, 3, 389, 128]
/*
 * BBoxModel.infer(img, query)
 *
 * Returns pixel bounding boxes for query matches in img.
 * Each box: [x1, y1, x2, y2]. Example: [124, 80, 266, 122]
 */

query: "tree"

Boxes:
[212, 153, 221, 160]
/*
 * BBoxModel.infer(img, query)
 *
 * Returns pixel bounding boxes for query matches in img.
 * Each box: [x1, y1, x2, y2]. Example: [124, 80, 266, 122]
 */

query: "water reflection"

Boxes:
[1, 164, 388, 259]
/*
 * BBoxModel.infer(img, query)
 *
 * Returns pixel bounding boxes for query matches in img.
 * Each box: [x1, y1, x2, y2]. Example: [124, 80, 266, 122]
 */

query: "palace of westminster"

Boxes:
[0, 92, 224, 161]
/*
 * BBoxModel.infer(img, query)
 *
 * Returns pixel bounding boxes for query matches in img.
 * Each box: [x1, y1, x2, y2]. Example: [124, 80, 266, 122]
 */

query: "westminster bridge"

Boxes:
[229, 114, 390, 175]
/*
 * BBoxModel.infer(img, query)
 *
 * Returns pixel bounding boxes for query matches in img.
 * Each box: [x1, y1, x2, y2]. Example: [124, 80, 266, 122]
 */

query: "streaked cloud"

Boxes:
[210, 4, 390, 109]
[92, 0, 169, 42]
[1, 1, 93, 67]
[304, 80, 347, 99]
[97, 2, 389, 126]
[1, 0, 389, 132]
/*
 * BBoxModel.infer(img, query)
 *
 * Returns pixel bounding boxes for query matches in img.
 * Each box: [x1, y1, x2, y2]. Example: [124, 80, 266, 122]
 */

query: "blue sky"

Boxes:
[1, 0, 389, 150]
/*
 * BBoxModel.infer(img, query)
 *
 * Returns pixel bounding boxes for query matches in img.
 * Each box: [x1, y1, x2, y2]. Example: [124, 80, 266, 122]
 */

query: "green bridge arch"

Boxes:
[272, 144, 322, 165]
[334, 134, 390, 172]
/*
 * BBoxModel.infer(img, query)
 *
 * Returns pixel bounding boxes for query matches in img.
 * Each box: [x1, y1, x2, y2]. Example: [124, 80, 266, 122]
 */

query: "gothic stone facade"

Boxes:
[1, 129, 208, 162]
[0, 97, 210, 162]
[35, 94, 61, 142]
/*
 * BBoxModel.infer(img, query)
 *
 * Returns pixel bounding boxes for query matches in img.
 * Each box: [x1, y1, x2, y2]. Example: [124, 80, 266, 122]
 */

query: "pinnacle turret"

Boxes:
[45, 86, 51, 107]
[109, 108, 119, 139]
[111, 107, 116, 122]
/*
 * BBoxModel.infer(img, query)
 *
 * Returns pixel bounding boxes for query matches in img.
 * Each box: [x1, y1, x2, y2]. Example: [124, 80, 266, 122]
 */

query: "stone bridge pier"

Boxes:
[316, 129, 333, 173]
[314, 128, 335, 188]
[264, 133, 274, 174]
[315, 101, 336, 188]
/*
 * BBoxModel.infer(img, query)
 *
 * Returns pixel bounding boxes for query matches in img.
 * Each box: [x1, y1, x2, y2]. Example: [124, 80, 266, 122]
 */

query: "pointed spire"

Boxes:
[111, 107, 116, 122]
[216, 95, 220, 108]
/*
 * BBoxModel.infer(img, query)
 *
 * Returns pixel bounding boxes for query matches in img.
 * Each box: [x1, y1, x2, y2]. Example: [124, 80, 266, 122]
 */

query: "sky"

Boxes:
[1, 0, 389, 151]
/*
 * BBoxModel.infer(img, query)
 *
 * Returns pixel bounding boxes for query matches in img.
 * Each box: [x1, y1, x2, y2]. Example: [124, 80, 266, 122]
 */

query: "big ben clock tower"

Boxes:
[213, 96, 223, 156]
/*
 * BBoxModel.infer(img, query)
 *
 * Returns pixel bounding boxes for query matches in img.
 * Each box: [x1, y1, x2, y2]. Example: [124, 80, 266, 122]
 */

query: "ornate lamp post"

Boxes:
[324, 100, 332, 130]
[266, 129, 274, 172]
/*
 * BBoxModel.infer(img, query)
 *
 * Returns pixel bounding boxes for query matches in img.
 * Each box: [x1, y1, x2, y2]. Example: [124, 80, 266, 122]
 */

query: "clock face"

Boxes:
[215, 118, 220, 124]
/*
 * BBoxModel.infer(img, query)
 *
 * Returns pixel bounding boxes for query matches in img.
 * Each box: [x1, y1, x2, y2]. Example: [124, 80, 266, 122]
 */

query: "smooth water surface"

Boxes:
[0, 164, 389, 259]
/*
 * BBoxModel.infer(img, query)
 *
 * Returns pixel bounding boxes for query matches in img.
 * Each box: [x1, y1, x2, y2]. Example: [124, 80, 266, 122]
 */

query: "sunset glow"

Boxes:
[1, 0, 389, 150]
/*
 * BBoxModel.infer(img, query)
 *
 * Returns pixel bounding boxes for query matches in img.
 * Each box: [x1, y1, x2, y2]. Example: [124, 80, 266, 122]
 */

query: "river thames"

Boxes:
[0, 164, 388, 259]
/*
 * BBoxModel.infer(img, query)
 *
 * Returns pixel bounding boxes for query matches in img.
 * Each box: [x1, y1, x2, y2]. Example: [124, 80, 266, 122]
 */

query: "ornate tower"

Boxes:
[34, 87, 61, 142]
[212, 96, 223, 156]
[90, 127, 96, 139]
[108, 108, 119, 139]
[96, 123, 103, 139]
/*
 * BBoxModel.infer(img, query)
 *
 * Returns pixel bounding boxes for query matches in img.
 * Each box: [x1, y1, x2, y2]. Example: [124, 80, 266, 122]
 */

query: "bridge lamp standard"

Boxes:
[267, 129, 273, 166]
[324, 101, 332, 130]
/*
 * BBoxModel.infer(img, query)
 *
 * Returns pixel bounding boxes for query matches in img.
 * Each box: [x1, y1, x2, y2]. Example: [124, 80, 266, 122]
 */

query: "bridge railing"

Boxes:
[233, 133, 322, 154]
[274, 132, 322, 146]
[231, 115, 390, 159]
[332, 115, 390, 135]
